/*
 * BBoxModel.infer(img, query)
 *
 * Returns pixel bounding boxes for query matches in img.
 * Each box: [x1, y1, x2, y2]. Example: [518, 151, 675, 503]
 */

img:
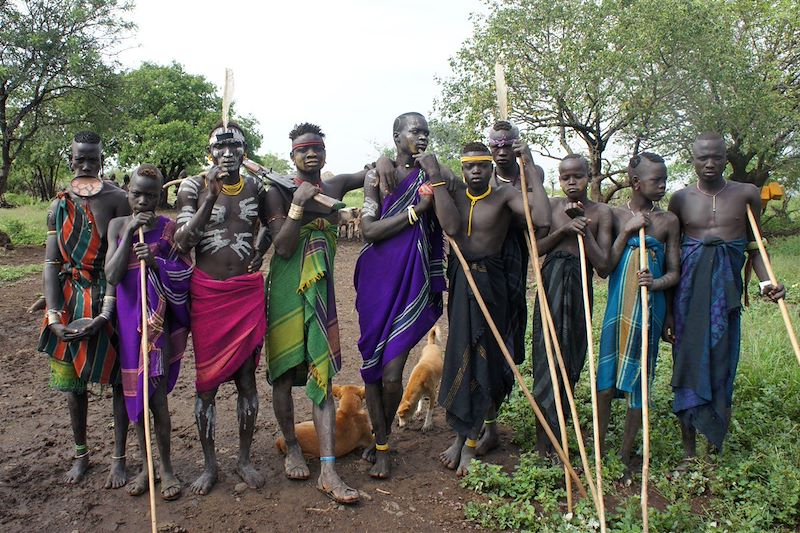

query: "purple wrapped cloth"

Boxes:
[354, 169, 445, 384]
[115, 216, 192, 423]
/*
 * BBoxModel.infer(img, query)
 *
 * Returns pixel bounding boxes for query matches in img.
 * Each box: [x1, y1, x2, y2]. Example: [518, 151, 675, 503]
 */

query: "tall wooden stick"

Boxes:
[746, 205, 800, 365]
[638, 227, 650, 533]
[138, 228, 158, 533]
[517, 157, 573, 507]
[524, 235, 601, 513]
[577, 235, 607, 532]
[447, 237, 587, 497]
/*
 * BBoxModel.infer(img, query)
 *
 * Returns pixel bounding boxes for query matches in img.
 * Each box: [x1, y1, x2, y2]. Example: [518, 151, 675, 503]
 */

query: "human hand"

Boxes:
[416, 185, 434, 212]
[637, 269, 653, 288]
[512, 139, 533, 163]
[292, 181, 320, 207]
[67, 316, 108, 341]
[761, 282, 786, 302]
[133, 242, 156, 269]
[624, 212, 650, 235]
[564, 201, 585, 219]
[127, 211, 156, 233]
[413, 152, 441, 178]
[205, 166, 228, 197]
[661, 313, 675, 344]
[48, 322, 79, 341]
[375, 156, 396, 197]
[565, 216, 589, 237]
[248, 253, 263, 273]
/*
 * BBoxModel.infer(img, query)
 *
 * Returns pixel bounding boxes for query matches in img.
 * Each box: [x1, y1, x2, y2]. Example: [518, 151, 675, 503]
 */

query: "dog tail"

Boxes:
[428, 325, 442, 345]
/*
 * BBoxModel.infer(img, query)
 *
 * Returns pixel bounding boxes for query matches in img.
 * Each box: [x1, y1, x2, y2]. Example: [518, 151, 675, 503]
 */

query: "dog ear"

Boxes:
[332, 385, 342, 398]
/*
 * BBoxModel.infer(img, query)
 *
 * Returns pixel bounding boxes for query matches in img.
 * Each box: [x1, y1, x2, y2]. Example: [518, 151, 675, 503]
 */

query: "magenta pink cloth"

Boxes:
[190, 268, 266, 392]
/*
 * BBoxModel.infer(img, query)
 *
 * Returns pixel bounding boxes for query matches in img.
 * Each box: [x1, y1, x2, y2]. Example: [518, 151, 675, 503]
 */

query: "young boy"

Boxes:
[105, 164, 192, 500]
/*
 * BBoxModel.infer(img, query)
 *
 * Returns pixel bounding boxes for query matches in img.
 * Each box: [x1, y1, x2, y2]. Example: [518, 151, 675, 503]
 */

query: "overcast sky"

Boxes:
[119, 0, 489, 174]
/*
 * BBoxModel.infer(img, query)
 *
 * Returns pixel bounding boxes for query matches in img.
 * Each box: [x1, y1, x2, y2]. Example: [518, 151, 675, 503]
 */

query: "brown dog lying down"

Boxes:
[396, 326, 444, 431]
[275, 384, 373, 458]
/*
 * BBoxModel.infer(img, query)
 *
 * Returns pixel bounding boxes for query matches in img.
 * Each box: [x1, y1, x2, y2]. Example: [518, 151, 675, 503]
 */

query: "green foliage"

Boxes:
[252, 152, 292, 175]
[0, 203, 49, 245]
[342, 189, 364, 209]
[113, 62, 262, 181]
[0, 263, 42, 283]
[0, 0, 133, 197]
[463, 236, 800, 531]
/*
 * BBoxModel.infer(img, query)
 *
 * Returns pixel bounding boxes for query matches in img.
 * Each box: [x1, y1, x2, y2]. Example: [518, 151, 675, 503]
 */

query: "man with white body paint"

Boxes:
[174, 121, 270, 495]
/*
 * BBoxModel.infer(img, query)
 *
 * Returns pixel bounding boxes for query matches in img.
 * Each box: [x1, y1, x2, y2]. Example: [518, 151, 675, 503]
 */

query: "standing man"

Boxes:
[475, 121, 548, 455]
[266, 123, 368, 504]
[174, 121, 270, 495]
[668, 133, 785, 457]
[105, 164, 192, 500]
[434, 142, 551, 476]
[531, 154, 612, 457]
[596, 153, 679, 477]
[355, 112, 446, 479]
[38, 131, 131, 487]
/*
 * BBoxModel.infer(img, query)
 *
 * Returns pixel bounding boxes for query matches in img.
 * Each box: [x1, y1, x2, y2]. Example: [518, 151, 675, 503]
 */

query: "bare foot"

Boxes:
[127, 469, 148, 496]
[456, 445, 477, 477]
[237, 461, 265, 489]
[159, 470, 181, 501]
[475, 426, 499, 456]
[64, 454, 89, 484]
[439, 436, 464, 470]
[103, 457, 127, 489]
[284, 442, 309, 480]
[317, 470, 359, 504]
[369, 450, 390, 479]
[189, 466, 218, 496]
[361, 442, 376, 463]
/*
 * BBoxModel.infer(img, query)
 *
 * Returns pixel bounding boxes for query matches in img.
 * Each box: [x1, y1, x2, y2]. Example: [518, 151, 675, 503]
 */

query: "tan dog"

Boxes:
[275, 384, 373, 458]
[396, 326, 444, 432]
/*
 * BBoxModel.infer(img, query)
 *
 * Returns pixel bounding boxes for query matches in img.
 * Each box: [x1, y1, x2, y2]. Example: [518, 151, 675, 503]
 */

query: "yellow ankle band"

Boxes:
[465, 438, 478, 448]
[375, 443, 390, 452]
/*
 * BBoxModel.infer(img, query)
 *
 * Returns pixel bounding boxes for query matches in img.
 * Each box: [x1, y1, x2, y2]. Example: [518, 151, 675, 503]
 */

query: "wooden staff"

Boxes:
[447, 236, 587, 496]
[576, 235, 607, 531]
[524, 235, 601, 514]
[746, 204, 800, 365]
[517, 157, 573, 508]
[638, 227, 650, 533]
[138, 228, 158, 533]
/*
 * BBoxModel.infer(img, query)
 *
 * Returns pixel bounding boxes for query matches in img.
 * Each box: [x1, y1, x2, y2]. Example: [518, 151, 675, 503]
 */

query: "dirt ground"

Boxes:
[0, 241, 522, 532]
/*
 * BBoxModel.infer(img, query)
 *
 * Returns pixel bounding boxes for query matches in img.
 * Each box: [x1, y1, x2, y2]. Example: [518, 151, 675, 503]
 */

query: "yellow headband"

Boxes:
[460, 155, 493, 163]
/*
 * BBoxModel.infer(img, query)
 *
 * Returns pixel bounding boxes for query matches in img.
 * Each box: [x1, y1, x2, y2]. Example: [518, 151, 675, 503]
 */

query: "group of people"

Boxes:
[37, 112, 785, 506]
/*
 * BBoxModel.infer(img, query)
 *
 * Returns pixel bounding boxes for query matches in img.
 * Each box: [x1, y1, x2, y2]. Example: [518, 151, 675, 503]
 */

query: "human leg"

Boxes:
[190, 388, 218, 495]
[104, 384, 129, 489]
[233, 353, 264, 488]
[64, 390, 90, 484]
[272, 367, 309, 480]
[314, 380, 359, 504]
[368, 352, 408, 479]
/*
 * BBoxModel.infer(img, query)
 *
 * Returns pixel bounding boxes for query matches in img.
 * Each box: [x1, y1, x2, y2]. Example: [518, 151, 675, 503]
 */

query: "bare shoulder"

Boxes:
[177, 175, 204, 198]
[549, 196, 564, 208]
[728, 179, 759, 198]
[587, 200, 613, 218]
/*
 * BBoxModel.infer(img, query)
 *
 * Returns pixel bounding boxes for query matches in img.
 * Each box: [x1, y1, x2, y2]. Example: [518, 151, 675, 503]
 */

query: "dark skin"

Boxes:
[42, 141, 131, 487]
[527, 157, 613, 458]
[359, 114, 436, 479]
[433, 149, 551, 477]
[105, 173, 181, 500]
[173, 127, 270, 495]
[667, 137, 785, 458]
[266, 131, 367, 504]
[476, 137, 562, 457]
[594, 158, 680, 477]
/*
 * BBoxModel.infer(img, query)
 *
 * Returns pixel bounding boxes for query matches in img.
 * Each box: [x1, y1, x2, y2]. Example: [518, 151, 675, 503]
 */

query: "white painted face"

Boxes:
[208, 127, 246, 173]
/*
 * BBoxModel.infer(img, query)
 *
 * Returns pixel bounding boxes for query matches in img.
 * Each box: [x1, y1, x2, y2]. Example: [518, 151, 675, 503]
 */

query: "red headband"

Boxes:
[292, 140, 326, 150]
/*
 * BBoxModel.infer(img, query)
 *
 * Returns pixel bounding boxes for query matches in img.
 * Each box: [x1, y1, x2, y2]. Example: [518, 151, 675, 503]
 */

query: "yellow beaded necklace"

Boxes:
[465, 185, 492, 237]
[221, 176, 244, 196]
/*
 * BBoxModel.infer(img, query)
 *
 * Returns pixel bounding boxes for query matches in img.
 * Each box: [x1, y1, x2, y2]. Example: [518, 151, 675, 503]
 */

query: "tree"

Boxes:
[437, 0, 737, 201]
[252, 152, 292, 174]
[114, 62, 262, 183]
[0, 0, 133, 204]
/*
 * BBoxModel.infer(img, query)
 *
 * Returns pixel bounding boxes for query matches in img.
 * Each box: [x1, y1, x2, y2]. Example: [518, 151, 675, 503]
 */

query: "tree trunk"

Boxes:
[589, 149, 603, 202]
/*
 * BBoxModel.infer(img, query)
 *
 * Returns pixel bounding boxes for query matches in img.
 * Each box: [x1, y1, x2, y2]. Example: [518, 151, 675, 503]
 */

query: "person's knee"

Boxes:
[382, 377, 402, 395]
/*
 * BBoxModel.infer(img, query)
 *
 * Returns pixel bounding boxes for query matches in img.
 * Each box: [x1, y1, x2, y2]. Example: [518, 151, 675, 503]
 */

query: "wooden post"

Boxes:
[138, 228, 158, 533]
[638, 227, 650, 533]
[577, 235, 607, 532]
[746, 205, 800, 366]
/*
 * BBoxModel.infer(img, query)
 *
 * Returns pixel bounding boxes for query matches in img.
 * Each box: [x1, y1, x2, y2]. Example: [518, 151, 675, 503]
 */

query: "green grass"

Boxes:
[0, 201, 49, 246]
[342, 189, 364, 209]
[0, 263, 42, 283]
[462, 235, 800, 532]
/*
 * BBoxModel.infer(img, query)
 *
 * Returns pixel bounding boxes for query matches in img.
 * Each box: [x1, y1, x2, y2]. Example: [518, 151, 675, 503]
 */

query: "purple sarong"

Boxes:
[116, 216, 192, 423]
[354, 169, 445, 384]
